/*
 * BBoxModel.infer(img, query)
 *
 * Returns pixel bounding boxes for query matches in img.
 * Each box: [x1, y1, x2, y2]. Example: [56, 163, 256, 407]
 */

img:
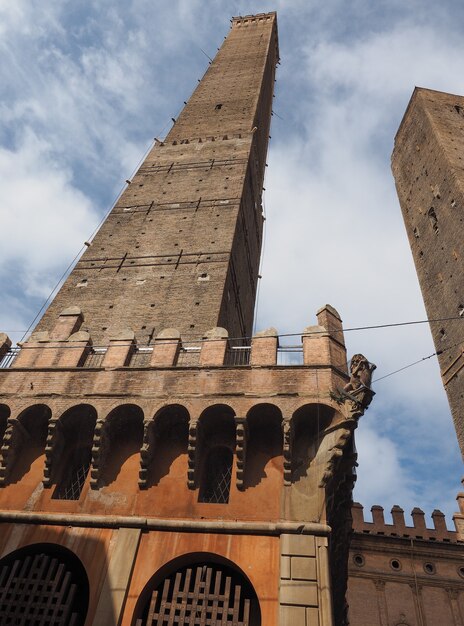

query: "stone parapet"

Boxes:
[352, 502, 458, 542]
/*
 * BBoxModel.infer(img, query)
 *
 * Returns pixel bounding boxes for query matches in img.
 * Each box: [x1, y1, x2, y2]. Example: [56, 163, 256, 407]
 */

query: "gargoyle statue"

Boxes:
[343, 354, 376, 393]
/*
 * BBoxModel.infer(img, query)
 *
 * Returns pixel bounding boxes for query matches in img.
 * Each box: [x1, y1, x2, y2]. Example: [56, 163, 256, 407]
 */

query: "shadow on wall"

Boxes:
[145, 404, 189, 488]
[245, 403, 282, 489]
[100, 404, 144, 488]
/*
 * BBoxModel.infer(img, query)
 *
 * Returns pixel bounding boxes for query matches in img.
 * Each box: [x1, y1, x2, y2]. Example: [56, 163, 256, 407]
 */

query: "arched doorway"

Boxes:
[0, 543, 89, 625]
[134, 554, 261, 626]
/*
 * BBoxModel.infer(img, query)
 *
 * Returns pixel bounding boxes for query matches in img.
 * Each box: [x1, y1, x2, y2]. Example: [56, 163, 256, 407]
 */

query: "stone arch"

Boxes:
[0, 542, 90, 625]
[0, 403, 51, 485]
[132, 552, 261, 626]
[291, 403, 337, 483]
[96, 403, 144, 489]
[192, 404, 236, 495]
[244, 403, 283, 489]
[140, 404, 189, 489]
[47, 404, 97, 499]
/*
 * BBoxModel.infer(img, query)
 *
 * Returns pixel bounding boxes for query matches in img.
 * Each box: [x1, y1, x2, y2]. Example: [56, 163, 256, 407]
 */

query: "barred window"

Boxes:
[199, 446, 233, 504]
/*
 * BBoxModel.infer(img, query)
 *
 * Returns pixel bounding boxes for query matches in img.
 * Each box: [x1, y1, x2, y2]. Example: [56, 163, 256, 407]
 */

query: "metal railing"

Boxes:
[83, 347, 107, 368]
[0, 347, 20, 368]
[0, 344, 305, 369]
[224, 346, 251, 366]
[176, 346, 201, 367]
[277, 346, 304, 366]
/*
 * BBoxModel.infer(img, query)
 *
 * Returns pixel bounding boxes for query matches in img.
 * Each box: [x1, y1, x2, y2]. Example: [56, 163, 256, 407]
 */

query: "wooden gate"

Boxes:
[136, 563, 255, 626]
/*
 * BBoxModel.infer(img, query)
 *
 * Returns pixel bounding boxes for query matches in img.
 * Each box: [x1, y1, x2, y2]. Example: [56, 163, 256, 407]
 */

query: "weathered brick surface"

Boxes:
[392, 87, 464, 457]
[33, 15, 279, 346]
[348, 502, 464, 626]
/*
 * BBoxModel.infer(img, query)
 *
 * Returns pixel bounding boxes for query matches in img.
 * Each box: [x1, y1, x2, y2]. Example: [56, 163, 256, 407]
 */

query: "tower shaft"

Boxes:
[35, 14, 278, 344]
[392, 87, 464, 457]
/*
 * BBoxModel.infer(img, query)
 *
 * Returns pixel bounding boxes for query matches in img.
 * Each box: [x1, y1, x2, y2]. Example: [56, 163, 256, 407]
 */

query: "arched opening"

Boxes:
[197, 404, 235, 503]
[199, 446, 233, 503]
[146, 404, 189, 487]
[0, 542, 89, 625]
[292, 403, 336, 482]
[52, 404, 97, 500]
[0, 404, 10, 442]
[101, 404, 144, 488]
[245, 403, 282, 488]
[8, 404, 50, 484]
[133, 553, 261, 626]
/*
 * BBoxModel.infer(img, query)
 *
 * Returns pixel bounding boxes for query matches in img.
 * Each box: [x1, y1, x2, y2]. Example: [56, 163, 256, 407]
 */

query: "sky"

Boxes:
[0, 0, 463, 525]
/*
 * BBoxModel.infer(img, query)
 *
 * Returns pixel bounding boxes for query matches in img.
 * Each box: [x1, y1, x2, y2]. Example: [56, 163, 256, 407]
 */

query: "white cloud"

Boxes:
[0, 131, 97, 297]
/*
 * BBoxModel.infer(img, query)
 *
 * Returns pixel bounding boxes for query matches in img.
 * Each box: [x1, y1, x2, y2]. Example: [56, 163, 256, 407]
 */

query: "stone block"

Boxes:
[280, 605, 307, 626]
[280, 555, 291, 580]
[291, 556, 317, 581]
[281, 534, 316, 557]
[306, 606, 320, 626]
[280, 579, 318, 606]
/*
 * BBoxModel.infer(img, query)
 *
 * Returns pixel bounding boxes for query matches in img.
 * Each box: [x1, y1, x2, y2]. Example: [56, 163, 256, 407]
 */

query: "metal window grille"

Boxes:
[52, 452, 91, 501]
[136, 563, 254, 626]
[0, 552, 83, 625]
[199, 448, 232, 504]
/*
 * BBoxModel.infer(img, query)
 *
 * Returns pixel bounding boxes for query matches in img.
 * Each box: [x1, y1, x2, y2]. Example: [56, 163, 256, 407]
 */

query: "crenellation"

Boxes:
[352, 502, 458, 542]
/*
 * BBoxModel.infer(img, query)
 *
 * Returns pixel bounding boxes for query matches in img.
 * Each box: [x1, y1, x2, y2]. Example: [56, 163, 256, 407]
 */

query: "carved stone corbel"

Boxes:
[90, 418, 108, 489]
[0, 418, 28, 485]
[282, 417, 294, 486]
[235, 417, 248, 491]
[43, 418, 64, 487]
[139, 419, 156, 489]
[330, 387, 375, 420]
[187, 418, 201, 489]
[319, 425, 353, 487]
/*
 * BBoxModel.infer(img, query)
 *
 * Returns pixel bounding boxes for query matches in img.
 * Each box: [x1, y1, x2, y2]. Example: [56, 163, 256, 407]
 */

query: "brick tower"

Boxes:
[392, 88, 464, 458]
[0, 13, 374, 626]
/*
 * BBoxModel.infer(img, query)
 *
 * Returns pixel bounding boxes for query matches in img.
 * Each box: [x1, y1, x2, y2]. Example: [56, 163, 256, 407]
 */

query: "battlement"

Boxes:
[0, 304, 349, 372]
[352, 502, 459, 543]
[231, 12, 277, 26]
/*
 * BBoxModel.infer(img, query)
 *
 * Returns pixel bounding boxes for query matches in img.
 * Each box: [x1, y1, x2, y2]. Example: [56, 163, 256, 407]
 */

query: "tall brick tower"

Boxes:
[392, 88, 464, 457]
[0, 12, 374, 626]
[32, 10, 276, 346]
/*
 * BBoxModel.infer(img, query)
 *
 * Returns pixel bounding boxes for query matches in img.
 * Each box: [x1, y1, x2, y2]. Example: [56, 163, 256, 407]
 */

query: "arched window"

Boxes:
[134, 556, 260, 626]
[0, 543, 89, 625]
[51, 405, 96, 500]
[199, 446, 233, 504]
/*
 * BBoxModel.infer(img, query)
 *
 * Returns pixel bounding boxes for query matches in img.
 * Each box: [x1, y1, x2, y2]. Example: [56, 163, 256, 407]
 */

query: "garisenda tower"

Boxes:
[0, 12, 383, 626]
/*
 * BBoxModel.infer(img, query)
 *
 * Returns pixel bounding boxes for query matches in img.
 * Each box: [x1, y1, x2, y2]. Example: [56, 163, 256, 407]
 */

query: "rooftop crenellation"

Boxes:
[352, 502, 459, 543]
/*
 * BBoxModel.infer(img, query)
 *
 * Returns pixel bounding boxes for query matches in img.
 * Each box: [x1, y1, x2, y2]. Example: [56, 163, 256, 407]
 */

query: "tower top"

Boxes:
[231, 12, 280, 61]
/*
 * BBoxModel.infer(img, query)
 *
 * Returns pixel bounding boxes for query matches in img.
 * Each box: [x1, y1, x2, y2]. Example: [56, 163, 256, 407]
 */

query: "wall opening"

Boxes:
[51, 404, 96, 500]
[0, 543, 89, 626]
[133, 553, 261, 626]
[199, 446, 233, 503]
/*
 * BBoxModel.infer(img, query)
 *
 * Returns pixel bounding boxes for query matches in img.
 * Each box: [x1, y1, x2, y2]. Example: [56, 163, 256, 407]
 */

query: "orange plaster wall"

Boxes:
[0, 450, 283, 523]
[121, 531, 280, 626]
[0, 522, 115, 626]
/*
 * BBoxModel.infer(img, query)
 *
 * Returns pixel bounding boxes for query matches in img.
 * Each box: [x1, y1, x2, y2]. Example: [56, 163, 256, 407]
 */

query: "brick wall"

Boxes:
[392, 87, 464, 457]
[34, 14, 279, 345]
